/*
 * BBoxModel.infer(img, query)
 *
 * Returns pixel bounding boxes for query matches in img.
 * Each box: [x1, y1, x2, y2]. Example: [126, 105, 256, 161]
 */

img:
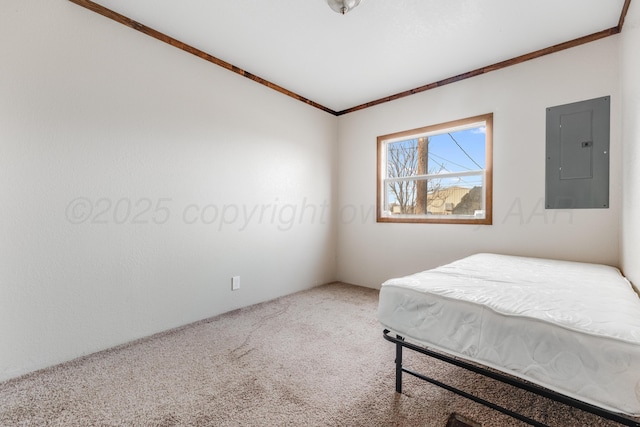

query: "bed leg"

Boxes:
[395, 334, 404, 393]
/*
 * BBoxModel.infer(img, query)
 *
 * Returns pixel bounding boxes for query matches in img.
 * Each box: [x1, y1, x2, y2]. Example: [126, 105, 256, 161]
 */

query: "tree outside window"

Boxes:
[377, 113, 493, 224]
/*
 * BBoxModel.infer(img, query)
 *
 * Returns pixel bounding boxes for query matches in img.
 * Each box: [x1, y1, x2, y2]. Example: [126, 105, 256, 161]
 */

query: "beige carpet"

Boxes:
[0, 283, 630, 426]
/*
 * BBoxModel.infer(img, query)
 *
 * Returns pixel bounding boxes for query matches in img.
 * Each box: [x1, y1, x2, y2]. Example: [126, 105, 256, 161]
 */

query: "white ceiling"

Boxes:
[92, 0, 625, 113]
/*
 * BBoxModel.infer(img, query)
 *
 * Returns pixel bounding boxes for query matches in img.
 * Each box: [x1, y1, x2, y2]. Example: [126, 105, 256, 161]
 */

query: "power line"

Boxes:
[447, 133, 482, 169]
[429, 152, 473, 172]
[427, 154, 478, 188]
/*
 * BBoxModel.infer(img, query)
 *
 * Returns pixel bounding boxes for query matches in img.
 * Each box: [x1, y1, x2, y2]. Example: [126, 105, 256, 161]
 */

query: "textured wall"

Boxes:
[0, 0, 337, 381]
[621, 0, 640, 289]
[337, 37, 621, 288]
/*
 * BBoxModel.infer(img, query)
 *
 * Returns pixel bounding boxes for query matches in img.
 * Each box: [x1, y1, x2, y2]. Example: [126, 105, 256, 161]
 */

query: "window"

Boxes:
[377, 113, 493, 224]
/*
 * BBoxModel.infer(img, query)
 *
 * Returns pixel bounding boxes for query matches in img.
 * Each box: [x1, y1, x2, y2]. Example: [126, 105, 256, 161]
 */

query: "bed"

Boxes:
[378, 253, 640, 426]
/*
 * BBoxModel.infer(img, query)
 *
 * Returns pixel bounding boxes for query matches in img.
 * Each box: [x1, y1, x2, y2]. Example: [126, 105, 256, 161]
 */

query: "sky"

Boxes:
[386, 124, 487, 189]
[426, 126, 486, 173]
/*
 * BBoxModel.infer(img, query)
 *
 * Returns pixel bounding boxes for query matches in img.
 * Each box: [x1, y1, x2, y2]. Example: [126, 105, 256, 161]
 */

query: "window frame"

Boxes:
[376, 113, 493, 225]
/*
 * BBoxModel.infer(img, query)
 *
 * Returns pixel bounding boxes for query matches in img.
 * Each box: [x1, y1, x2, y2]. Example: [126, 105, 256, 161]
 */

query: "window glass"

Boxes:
[377, 114, 492, 224]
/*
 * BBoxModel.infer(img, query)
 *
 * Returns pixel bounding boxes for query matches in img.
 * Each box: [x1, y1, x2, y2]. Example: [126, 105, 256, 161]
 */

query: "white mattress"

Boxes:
[377, 253, 640, 416]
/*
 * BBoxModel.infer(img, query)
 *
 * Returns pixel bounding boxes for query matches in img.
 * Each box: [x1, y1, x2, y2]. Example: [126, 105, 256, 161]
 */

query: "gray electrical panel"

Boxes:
[545, 96, 610, 209]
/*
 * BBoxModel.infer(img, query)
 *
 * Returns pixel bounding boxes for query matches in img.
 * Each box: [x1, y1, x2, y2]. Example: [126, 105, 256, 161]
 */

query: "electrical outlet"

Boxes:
[231, 276, 240, 291]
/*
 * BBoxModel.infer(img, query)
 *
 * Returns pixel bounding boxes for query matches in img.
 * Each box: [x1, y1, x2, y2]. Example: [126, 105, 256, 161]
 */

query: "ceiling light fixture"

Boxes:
[327, 0, 363, 15]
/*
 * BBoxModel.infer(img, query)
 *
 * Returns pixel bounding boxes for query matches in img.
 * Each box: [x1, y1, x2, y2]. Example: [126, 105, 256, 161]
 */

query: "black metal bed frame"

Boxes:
[383, 329, 640, 427]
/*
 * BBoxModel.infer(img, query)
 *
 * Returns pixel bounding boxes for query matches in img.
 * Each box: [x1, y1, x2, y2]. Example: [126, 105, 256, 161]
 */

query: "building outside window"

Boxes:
[377, 113, 493, 224]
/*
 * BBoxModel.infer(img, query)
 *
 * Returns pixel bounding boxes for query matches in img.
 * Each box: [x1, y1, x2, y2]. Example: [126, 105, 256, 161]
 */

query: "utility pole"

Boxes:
[415, 137, 428, 214]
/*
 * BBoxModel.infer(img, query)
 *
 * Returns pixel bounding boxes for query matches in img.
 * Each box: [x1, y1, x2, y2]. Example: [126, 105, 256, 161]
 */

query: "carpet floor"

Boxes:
[0, 283, 632, 426]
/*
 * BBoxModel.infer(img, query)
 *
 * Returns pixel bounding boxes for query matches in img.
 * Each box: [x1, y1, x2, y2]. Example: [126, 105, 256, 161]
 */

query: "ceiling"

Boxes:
[80, 0, 627, 115]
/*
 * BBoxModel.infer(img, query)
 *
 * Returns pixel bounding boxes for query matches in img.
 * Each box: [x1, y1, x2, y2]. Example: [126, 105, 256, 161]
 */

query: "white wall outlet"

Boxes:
[231, 276, 240, 291]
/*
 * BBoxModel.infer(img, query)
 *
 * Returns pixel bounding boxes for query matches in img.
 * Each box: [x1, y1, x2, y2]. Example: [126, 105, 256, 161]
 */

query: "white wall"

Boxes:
[621, 0, 640, 288]
[0, 0, 337, 381]
[337, 37, 621, 288]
